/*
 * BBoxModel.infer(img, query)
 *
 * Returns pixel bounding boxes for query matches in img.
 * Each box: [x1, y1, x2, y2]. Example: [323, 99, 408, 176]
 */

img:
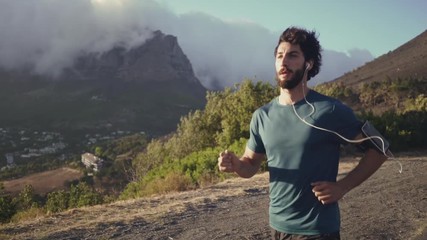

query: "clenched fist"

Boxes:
[218, 150, 241, 173]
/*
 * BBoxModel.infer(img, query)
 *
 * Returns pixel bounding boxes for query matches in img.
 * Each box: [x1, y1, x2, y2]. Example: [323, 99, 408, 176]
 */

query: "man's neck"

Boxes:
[278, 82, 310, 105]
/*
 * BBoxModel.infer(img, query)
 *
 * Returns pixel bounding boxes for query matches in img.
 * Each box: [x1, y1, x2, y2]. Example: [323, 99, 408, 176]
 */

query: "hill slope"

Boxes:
[315, 30, 427, 114]
[0, 154, 425, 239]
[331, 30, 427, 88]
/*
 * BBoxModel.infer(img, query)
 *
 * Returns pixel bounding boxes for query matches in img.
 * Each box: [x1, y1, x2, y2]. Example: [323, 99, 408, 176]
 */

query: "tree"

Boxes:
[0, 183, 16, 223]
[133, 138, 170, 179]
[14, 184, 37, 211]
[46, 190, 69, 213]
[68, 182, 103, 208]
[0, 195, 16, 223]
[94, 146, 103, 157]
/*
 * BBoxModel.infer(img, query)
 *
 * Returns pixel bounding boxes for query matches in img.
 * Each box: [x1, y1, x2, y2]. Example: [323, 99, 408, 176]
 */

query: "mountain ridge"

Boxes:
[0, 30, 206, 137]
[64, 30, 202, 86]
[315, 29, 427, 114]
[329, 30, 427, 88]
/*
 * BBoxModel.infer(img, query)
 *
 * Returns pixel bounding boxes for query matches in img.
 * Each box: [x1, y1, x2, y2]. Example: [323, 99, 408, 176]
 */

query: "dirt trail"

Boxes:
[0, 154, 426, 240]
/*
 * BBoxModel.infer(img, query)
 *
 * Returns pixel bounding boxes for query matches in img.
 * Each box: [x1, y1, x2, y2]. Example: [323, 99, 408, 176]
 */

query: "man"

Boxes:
[217, 27, 387, 240]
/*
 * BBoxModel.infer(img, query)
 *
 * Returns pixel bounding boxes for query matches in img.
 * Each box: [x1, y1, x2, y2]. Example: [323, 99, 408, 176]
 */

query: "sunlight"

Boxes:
[91, 0, 124, 8]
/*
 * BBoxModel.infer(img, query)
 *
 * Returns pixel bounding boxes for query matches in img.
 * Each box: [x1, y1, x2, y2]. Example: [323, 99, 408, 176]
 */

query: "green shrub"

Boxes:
[10, 206, 46, 223]
[0, 196, 16, 223]
[46, 190, 69, 213]
[359, 110, 427, 151]
[14, 184, 38, 211]
[141, 172, 195, 196]
[68, 182, 103, 208]
[120, 138, 249, 199]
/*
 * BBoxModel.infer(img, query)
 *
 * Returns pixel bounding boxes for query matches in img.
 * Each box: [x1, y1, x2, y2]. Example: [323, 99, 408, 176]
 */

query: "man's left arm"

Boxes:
[312, 134, 387, 204]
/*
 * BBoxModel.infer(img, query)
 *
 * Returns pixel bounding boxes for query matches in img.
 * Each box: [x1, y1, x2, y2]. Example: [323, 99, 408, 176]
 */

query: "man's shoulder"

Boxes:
[310, 90, 338, 102]
[254, 98, 276, 114]
[309, 90, 358, 126]
[310, 90, 351, 110]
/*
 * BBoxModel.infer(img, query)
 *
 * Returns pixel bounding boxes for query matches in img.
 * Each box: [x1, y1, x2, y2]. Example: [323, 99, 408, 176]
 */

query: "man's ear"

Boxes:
[306, 60, 314, 70]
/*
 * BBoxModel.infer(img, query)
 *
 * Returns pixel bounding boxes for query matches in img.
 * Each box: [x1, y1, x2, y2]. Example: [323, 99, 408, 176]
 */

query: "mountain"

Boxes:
[0, 31, 206, 138]
[329, 30, 427, 87]
[63, 30, 202, 86]
[317, 30, 427, 113]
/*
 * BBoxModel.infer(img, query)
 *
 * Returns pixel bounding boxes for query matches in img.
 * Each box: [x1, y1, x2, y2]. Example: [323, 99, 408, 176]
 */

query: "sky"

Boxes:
[0, 0, 426, 89]
[163, 0, 427, 57]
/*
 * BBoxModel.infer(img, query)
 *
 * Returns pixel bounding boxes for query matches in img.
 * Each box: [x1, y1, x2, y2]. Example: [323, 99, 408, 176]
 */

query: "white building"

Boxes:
[5, 153, 14, 165]
[81, 153, 104, 172]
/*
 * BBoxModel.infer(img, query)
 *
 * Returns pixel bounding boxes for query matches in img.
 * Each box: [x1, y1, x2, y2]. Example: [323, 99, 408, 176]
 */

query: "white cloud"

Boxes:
[0, 0, 373, 88]
[311, 48, 374, 86]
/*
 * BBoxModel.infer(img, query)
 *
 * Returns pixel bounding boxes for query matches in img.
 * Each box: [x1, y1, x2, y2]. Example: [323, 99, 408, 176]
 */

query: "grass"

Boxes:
[2, 168, 82, 196]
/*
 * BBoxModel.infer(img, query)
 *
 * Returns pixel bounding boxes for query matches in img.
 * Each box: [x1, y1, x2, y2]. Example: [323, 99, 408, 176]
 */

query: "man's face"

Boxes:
[275, 42, 306, 90]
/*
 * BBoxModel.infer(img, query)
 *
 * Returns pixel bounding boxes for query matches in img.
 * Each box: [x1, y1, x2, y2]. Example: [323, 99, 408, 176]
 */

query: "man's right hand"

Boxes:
[218, 150, 241, 173]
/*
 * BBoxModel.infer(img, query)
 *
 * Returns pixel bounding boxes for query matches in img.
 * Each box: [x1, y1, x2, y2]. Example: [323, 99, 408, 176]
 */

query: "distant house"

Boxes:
[5, 153, 14, 165]
[81, 153, 104, 172]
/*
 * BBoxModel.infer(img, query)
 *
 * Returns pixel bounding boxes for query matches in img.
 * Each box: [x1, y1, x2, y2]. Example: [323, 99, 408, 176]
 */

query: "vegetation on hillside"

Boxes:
[1, 77, 426, 224]
[0, 134, 150, 223]
[120, 80, 277, 199]
[0, 181, 106, 223]
[314, 77, 427, 113]
[121, 77, 427, 200]
[314, 77, 427, 151]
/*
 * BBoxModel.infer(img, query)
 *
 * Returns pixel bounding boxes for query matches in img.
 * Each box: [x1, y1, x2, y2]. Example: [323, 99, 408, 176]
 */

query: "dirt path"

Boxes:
[0, 154, 426, 240]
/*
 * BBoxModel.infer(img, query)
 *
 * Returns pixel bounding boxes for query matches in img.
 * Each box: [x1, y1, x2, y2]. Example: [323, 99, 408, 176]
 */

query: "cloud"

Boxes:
[164, 12, 276, 89]
[311, 48, 374, 86]
[0, 0, 373, 88]
[0, 0, 155, 76]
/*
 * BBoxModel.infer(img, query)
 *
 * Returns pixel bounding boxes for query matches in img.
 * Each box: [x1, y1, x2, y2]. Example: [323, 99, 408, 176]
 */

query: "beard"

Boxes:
[276, 67, 305, 90]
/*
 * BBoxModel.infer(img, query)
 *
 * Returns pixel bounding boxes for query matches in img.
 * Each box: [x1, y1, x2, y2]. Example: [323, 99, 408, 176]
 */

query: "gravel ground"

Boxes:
[1, 154, 425, 240]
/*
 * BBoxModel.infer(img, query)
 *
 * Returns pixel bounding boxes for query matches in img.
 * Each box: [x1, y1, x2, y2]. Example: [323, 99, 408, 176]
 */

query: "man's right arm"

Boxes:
[218, 147, 265, 178]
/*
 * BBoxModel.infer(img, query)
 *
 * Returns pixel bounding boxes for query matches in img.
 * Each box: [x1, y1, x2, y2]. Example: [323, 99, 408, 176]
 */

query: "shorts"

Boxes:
[271, 228, 341, 240]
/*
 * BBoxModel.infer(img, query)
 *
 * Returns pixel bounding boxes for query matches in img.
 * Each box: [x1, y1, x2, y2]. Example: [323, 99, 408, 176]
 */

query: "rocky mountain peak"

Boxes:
[66, 30, 202, 87]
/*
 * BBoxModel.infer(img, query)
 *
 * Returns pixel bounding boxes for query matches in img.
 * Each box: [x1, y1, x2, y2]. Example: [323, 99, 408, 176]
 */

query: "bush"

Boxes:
[10, 206, 46, 223]
[0, 196, 16, 223]
[141, 172, 195, 196]
[46, 190, 69, 213]
[358, 110, 427, 151]
[14, 184, 39, 211]
[68, 182, 103, 208]
[120, 138, 249, 199]
[131, 80, 276, 182]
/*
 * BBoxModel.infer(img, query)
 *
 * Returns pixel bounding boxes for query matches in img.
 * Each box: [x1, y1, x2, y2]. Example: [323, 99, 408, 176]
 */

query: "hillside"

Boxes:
[0, 153, 425, 239]
[330, 30, 427, 88]
[315, 30, 427, 114]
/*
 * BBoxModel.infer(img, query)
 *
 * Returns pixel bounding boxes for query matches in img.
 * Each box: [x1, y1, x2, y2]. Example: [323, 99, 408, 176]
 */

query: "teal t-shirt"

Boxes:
[247, 90, 362, 235]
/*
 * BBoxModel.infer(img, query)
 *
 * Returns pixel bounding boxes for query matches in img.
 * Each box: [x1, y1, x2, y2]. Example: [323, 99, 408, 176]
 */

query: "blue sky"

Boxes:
[1, 0, 425, 88]
[163, 0, 426, 57]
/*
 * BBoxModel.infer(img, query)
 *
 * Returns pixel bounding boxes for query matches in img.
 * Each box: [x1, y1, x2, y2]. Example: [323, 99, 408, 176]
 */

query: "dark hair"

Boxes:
[274, 27, 322, 81]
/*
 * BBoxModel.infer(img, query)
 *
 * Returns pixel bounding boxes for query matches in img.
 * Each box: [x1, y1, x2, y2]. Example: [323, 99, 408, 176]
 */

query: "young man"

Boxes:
[218, 27, 387, 240]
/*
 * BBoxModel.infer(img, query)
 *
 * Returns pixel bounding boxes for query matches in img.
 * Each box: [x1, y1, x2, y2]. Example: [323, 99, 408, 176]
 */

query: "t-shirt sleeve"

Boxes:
[247, 110, 266, 153]
[332, 101, 364, 145]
